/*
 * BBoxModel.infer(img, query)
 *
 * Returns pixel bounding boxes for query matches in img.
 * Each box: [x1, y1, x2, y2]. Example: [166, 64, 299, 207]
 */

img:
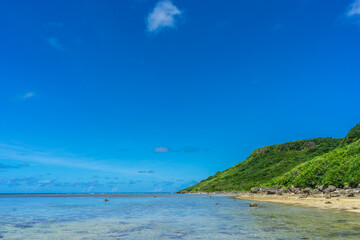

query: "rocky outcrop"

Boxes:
[250, 148, 269, 157]
[245, 185, 360, 199]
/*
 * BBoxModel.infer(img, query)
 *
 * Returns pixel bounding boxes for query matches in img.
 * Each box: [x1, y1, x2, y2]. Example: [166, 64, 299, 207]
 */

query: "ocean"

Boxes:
[0, 193, 359, 239]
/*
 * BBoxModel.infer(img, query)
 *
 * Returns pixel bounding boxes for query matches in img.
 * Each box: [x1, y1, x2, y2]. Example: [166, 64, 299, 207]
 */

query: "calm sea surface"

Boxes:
[0, 193, 359, 239]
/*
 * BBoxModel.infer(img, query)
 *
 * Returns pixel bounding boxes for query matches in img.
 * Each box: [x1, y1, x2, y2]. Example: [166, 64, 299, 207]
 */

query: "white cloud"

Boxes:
[21, 92, 35, 99]
[47, 37, 63, 50]
[154, 147, 169, 152]
[146, 0, 182, 32]
[348, 0, 360, 16]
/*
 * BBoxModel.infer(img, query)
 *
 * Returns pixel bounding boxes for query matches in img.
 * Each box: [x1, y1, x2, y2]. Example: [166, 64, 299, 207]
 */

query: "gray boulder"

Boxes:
[294, 188, 301, 194]
[276, 189, 283, 195]
[283, 188, 290, 194]
[302, 188, 311, 194]
[259, 187, 267, 192]
[250, 187, 259, 194]
[318, 185, 325, 191]
[346, 190, 356, 197]
[311, 189, 320, 194]
[267, 190, 276, 195]
[347, 192, 355, 197]
[338, 189, 347, 195]
[323, 188, 331, 194]
[328, 185, 337, 192]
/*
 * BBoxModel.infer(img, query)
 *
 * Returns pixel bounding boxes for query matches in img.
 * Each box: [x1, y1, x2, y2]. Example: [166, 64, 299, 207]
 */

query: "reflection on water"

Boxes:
[0, 193, 359, 239]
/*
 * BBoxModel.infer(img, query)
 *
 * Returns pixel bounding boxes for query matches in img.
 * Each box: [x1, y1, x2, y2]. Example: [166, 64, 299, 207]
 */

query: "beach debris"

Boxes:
[105, 199, 109, 202]
[325, 201, 332, 204]
[215, 203, 220, 205]
[153, 196, 157, 198]
[249, 203, 258, 207]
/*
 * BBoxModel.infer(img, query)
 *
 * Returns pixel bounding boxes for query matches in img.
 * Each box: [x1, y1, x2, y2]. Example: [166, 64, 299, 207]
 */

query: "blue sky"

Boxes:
[1, 0, 360, 193]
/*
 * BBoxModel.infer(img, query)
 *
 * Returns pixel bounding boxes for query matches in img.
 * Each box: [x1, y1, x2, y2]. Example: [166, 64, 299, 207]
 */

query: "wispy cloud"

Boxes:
[348, 0, 360, 16]
[155, 146, 209, 153]
[128, 180, 143, 185]
[21, 92, 35, 100]
[47, 37, 63, 50]
[0, 176, 104, 189]
[138, 170, 155, 174]
[0, 163, 29, 169]
[154, 146, 169, 152]
[146, 0, 182, 33]
[0, 142, 136, 175]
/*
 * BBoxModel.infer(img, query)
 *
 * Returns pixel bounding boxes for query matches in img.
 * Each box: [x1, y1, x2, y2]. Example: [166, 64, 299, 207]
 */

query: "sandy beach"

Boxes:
[234, 193, 360, 214]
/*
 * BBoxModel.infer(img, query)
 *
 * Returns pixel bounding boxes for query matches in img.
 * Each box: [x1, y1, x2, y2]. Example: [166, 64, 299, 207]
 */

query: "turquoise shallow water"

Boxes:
[0, 193, 360, 239]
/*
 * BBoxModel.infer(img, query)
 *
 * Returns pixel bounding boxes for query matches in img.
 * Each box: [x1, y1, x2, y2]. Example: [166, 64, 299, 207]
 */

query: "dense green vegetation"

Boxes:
[184, 123, 360, 192]
[270, 139, 360, 188]
[341, 123, 360, 146]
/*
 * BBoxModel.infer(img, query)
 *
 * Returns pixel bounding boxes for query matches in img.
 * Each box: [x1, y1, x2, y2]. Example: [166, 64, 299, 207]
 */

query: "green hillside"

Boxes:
[184, 123, 360, 192]
[270, 139, 360, 188]
[341, 123, 360, 146]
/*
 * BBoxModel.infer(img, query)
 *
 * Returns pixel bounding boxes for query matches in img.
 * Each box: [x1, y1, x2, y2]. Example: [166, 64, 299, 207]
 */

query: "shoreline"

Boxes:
[180, 190, 360, 214]
[234, 193, 360, 214]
